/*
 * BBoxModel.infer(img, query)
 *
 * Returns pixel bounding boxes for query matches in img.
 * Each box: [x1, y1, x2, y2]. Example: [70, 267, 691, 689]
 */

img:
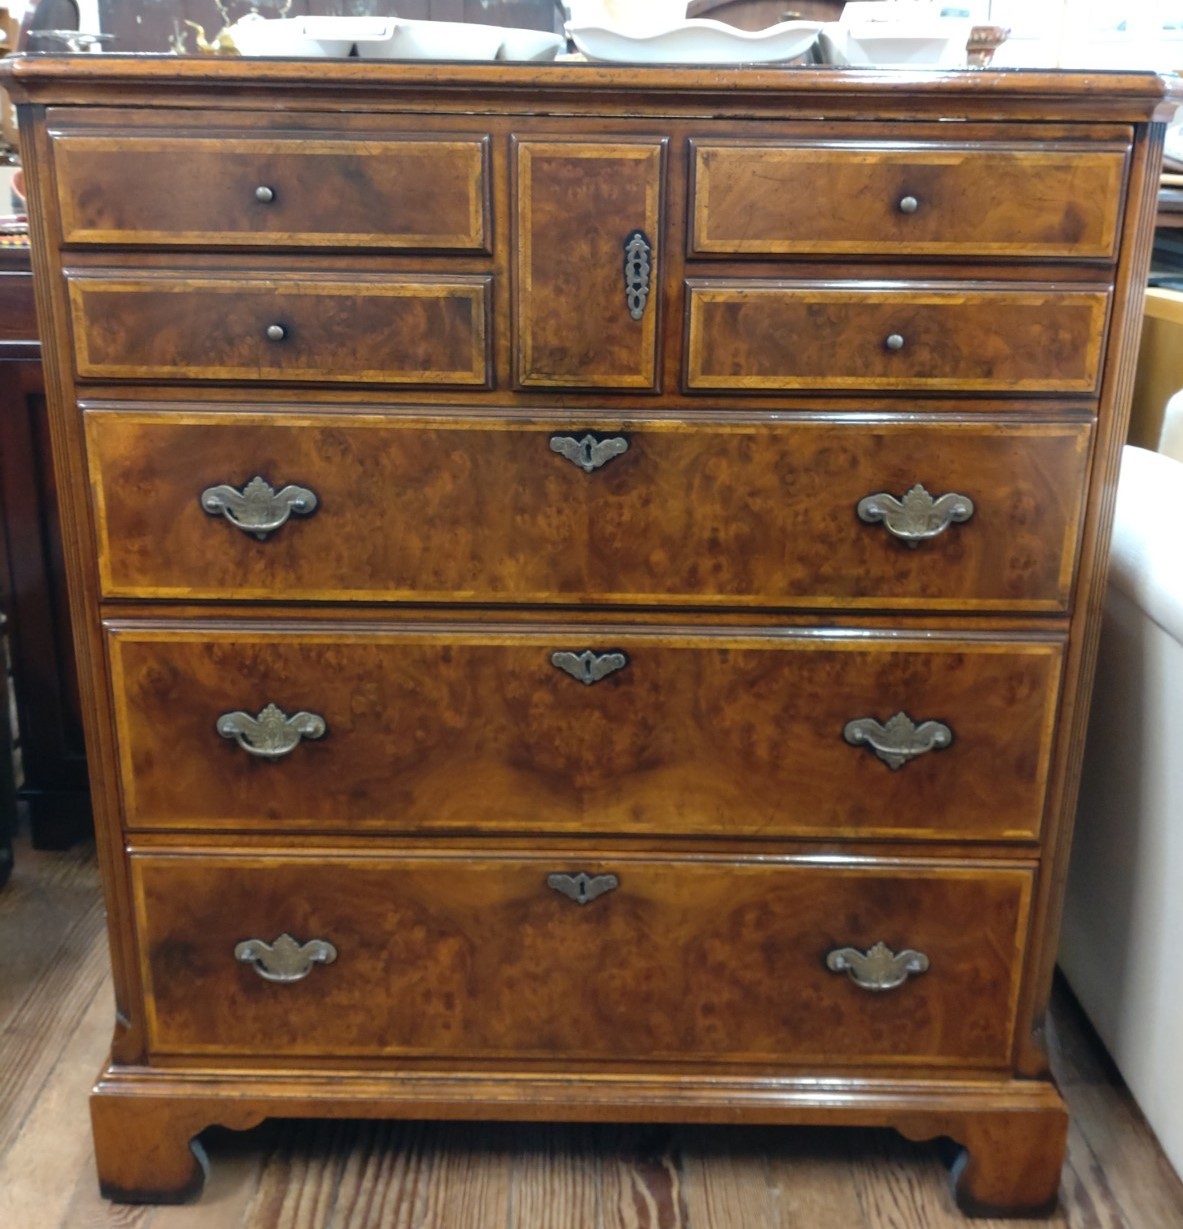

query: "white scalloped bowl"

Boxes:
[566, 18, 822, 65]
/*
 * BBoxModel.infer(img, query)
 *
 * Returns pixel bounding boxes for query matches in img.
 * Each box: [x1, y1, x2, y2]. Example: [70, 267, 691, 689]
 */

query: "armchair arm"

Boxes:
[1108, 445, 1183, 646]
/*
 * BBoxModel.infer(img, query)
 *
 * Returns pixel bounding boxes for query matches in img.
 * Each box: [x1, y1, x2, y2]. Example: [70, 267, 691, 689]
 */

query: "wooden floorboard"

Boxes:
[0, 894, 108, 1157]
[2, 836, 1182, 1229]
[764, 1127, 869, 1229]
[0, 840, 101, 1030]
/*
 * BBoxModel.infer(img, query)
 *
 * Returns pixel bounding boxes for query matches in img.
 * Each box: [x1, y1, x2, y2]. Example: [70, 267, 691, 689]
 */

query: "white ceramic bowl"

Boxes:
[226, 14, 358, 58]
[828, 20, 973, 67]
[567, 18, 821, 65]
[357, 18, 507, 61]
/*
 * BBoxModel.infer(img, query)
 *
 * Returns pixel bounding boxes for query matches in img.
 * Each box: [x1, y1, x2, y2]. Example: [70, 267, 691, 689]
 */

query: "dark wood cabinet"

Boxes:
[2, 56, 1170, 1216]
[0, 249, 89, 849]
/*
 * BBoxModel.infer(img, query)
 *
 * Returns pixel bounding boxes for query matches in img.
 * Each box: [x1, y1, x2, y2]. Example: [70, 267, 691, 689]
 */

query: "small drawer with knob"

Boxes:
[107, 621, 1063, 842]
[129, 846, 1033, 1068]
[685, 280, 1110, 393]
[85, 407, 1091, 611]
[50, 129, 491, 252]
[66, 270, 491, 386]
[688, 139, 1128, 259]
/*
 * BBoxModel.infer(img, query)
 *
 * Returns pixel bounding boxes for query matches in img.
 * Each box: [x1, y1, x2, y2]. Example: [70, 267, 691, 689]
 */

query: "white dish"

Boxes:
[820, 5, 973, 69]
[357, 18, 507, 61]
[843, 22, 972, 67]
[227, 14, 391, 58]
[566, 18, 822, 65]
[225, 15, 561, 61]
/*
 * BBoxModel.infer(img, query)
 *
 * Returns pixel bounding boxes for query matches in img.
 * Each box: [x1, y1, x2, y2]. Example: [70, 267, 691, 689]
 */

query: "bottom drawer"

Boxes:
[132, 850, 1033, 1069]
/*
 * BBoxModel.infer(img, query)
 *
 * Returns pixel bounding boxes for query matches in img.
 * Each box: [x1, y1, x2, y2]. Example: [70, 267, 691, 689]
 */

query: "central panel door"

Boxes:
[514, 137, 666, 390]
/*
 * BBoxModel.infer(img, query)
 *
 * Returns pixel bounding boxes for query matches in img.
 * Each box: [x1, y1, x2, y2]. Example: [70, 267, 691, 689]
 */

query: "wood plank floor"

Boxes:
[3, 835, 1182, 1229]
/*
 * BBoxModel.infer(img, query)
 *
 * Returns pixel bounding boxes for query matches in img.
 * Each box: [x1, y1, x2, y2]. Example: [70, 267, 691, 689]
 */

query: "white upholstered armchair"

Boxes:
[1059, 391, 1183, 1181]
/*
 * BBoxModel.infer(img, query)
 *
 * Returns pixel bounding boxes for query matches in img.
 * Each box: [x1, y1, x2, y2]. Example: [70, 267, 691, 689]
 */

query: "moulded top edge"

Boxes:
[0, 55, 1176, 123]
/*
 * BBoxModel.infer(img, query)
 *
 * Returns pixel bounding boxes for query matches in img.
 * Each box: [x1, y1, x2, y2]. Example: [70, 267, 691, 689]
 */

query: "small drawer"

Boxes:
[686, 282, 1109, 394]
[67, 272, 491, 387]
[132, 848, 1033, 1068]
[86, 409, 1091, 613]
[689, 141, 1128, 259]
[108, 623, 1063, 843]
[52, 131, 490, 252]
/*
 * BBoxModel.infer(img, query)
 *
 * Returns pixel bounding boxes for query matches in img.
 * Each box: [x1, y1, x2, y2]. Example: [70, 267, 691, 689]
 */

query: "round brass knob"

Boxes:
[885, 333, 905, 352]
[265, 324, 286, 342]
[255, 186, 276, 204]
[898, 195, 919, 214]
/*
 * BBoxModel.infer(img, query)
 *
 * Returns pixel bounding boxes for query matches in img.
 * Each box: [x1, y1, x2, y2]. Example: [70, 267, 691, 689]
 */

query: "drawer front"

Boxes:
[109, 626, 1063, 842]
[686, 283, 1109, 393]
[515, 138, 665, 390]
[690, 141, 1128, 258]
[88, 409, 1091, 612]
[53, 133, 490, 252]
[132, 850, 1033, 1068]
[68, 273, 491, 386]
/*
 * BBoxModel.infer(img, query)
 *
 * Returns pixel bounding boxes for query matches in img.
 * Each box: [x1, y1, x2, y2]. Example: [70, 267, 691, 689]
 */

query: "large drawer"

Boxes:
[108, 624, 1063, 842]
[52, 131, 491, 252]
[686, 282, 1109, 394]
[67, 272, 491, 386]
[131, 848, 1033, 1068]
[689, 141, 1128, 259]
[86, 408, 1092, 612]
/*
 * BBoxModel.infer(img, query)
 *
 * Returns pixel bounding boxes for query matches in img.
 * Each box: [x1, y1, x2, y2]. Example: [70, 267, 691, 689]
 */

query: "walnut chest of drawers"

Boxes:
[3, 56, 1171, 1215]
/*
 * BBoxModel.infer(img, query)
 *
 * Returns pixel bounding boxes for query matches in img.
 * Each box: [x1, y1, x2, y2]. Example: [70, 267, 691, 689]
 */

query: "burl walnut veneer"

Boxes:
[1, 56, 1173, 1216]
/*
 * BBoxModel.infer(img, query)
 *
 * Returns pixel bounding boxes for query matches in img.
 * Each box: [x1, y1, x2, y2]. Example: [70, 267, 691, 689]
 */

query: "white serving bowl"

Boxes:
[823, 17, 973, 67]
[567, 18, 821, 65]
[357, 18, 508, 61]
[226, 14, 360, 58]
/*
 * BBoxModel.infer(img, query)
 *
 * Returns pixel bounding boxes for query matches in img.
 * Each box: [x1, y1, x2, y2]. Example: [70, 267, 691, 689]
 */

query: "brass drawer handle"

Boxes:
[255, 185, 276, 204]
[898, 195, 919, 214]
[624, 230, 652, 321]
[547, 872, 619, 905]
[201, 476, 318, 541]
[843, 711, 952, 771]
[857, 483, 975, 548]
[217, 703, 326, 760]
[235, 933, 337, 983]
[885, 332, 905, 351]
[550, 432, 630, 473]
[827, 941, 929, 992]
[551, 649, 629, 685]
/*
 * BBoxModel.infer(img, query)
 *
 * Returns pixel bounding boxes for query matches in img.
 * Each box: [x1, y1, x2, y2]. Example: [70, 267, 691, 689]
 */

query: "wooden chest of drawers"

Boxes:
[3, 56, 1171, 1216]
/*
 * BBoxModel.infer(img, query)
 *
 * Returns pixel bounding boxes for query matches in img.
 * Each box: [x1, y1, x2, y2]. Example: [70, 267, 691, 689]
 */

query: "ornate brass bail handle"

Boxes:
[235, 934, 337, 983]
[827, 941, 930, 992]
[624, 230, 652, 321]
[547, 872, 619, 905]
[217, 703, 327, 760]
[843, 711, 952, 771]
[201, 476, 318, 541]
[551, 649, 629, 685]
[857, 483, 974, 548]
[550, 433, 630, 473]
